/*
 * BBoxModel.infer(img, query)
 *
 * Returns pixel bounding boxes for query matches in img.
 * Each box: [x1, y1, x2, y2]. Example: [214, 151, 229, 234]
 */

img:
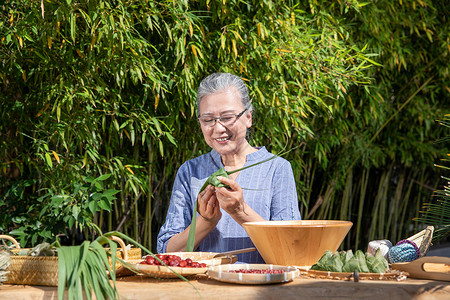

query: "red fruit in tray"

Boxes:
[159, 255, 167, 261]
[179, 260, 187, 267]
[169, 259, 180, 266]
[139, 254, 208, 268]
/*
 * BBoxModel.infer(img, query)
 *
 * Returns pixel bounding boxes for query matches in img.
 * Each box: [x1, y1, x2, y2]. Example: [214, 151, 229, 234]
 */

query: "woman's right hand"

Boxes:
[197, 185, 222, 224]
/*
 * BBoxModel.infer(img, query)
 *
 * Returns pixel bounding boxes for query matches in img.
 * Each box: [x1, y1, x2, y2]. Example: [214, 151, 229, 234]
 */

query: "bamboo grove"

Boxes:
[1, 0, 449, 251]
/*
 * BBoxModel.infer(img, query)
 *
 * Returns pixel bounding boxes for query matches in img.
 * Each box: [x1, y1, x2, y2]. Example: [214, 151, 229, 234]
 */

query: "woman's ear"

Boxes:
[246, 110, 253, 128]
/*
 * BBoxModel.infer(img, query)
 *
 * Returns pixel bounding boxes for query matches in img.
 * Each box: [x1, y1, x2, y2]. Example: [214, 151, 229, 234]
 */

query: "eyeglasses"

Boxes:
[198, 108, 248, 127]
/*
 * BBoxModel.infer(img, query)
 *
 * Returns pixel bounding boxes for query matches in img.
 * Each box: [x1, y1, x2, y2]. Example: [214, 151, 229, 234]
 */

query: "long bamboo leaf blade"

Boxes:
[57, 248, 68, 300]
[186, 199, 199, 252]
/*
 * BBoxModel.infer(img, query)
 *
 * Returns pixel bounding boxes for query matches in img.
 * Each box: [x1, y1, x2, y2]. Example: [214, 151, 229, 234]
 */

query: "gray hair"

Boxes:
[196, 73, 253, 114]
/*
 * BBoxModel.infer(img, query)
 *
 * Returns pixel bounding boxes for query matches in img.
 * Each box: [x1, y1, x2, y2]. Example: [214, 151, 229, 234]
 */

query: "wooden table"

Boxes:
[1, 274, 450, 299]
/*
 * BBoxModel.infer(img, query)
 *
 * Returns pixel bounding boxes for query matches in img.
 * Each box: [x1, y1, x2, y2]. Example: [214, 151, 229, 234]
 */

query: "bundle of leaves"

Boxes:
[56, 231, 197, 300]
[310, 249, 389, 273]
[0, 251, 11, 285]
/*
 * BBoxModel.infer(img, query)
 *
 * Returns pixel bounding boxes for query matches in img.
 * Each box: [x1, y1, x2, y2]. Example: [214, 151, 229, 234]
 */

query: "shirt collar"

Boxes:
[209, 146, 271, 167]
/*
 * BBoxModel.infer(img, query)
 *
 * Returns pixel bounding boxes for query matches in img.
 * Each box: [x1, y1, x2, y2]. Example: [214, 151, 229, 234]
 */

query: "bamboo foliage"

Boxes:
[0, 0, 448, 252]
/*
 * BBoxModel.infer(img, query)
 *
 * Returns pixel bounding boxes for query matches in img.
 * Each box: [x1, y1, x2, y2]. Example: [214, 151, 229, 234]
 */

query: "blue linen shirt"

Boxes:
[156, 146, 301, 263]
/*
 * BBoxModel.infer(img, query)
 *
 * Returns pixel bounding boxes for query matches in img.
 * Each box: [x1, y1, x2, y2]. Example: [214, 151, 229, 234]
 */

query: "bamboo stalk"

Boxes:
[368, 169, 390, 241]
[386, 170, 406, 242]
[355, 167, 369, 250]
[398, 171, 415, 241]
[340, 170, 353, 250]
[317, 183, 335, 220]
[378, 164, 393, 239]
[304, 158, 316, 219]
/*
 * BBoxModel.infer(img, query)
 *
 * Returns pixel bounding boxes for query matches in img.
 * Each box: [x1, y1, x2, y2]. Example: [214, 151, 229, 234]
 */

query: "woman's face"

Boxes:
[198, 88, 252, 157]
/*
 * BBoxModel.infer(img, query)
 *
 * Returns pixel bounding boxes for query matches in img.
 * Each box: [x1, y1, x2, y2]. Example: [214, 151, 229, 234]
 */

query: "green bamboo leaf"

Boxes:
[96, 174, 112, 181]
[165, 133, 177, 146]
[98, 199, 111, 211]
[152, 117, 163, 135]
[70, 14, 76, 43]
[45, 153, 53, 168]
[88, 201, 97, 215]
[102, 189, 120, 197]
[113, 119, 120, 132]
[72, 204, 80, 219]
[185, 199, 199, 253]
[130, 125, 135, 146]
[142, 131, 146, 145]
[57, 248, 68, 299]
[158, 139, 163, 157]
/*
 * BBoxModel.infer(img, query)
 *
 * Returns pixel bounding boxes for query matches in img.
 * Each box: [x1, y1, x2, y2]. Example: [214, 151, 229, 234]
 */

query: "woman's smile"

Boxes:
[215, 136, 231, 143]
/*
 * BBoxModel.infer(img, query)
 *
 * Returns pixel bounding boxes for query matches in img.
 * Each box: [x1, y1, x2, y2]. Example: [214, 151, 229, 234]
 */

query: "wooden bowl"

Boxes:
[242, 220, 353, 267]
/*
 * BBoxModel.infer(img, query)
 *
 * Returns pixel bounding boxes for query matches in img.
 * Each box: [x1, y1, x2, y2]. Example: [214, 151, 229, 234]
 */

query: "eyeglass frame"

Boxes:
[198, 108, 248, 127]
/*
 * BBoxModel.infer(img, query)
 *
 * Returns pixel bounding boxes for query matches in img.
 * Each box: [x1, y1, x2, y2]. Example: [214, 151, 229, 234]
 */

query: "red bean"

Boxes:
[227, 269, 284, 274]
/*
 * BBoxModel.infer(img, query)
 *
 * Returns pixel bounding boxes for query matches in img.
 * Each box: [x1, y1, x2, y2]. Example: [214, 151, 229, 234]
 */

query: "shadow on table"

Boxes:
[195, 276, 450, 300]
[115, 274, 449, 299]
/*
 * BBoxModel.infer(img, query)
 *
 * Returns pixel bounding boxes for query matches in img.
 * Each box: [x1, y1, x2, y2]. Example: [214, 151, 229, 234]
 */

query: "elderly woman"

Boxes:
[157, 73, 301, 263]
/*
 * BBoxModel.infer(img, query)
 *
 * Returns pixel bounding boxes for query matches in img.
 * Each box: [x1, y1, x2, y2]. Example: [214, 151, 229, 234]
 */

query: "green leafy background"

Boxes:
[0, 0, 448, 251]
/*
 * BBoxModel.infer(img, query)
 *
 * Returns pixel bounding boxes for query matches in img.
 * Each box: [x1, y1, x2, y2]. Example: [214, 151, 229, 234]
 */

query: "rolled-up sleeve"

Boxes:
[156, 165, 193, 253]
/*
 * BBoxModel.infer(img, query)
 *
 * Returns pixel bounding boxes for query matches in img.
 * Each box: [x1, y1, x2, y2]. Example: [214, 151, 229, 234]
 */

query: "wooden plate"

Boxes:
[130, 252, 237, 278]
[206, 264, 300, 284]
[391, 256, 450, 281]
[297, 266, 408, 281]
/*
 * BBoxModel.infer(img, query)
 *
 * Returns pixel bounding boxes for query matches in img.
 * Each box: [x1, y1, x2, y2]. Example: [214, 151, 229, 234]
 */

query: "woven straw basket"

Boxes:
[0, 235, 142, 286]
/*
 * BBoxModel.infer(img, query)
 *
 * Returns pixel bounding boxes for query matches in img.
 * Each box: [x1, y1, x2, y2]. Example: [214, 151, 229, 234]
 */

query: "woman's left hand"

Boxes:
[214, 176, 245, 216]
[215, 176, 266, 224]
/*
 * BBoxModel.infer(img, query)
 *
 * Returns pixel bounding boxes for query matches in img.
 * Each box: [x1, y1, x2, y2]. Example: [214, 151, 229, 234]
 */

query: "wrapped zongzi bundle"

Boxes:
[311, 248, 389, 273]
[310, 250, 344, 272]
[342, 250, 370, 273]
[366, 248, 389, 273]
[339, 249, 354, 263]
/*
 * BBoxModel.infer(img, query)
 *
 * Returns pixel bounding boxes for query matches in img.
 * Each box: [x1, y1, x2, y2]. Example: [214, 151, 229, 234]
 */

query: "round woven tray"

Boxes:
[206, 264, 300, 284]
[0, 235, 142, 286]
[297, 267, 408, 281]
[127, 252, 238, 278]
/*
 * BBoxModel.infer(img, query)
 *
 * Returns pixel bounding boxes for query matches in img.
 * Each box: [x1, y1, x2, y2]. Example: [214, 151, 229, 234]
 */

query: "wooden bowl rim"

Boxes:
[242, 220, 353, 227]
